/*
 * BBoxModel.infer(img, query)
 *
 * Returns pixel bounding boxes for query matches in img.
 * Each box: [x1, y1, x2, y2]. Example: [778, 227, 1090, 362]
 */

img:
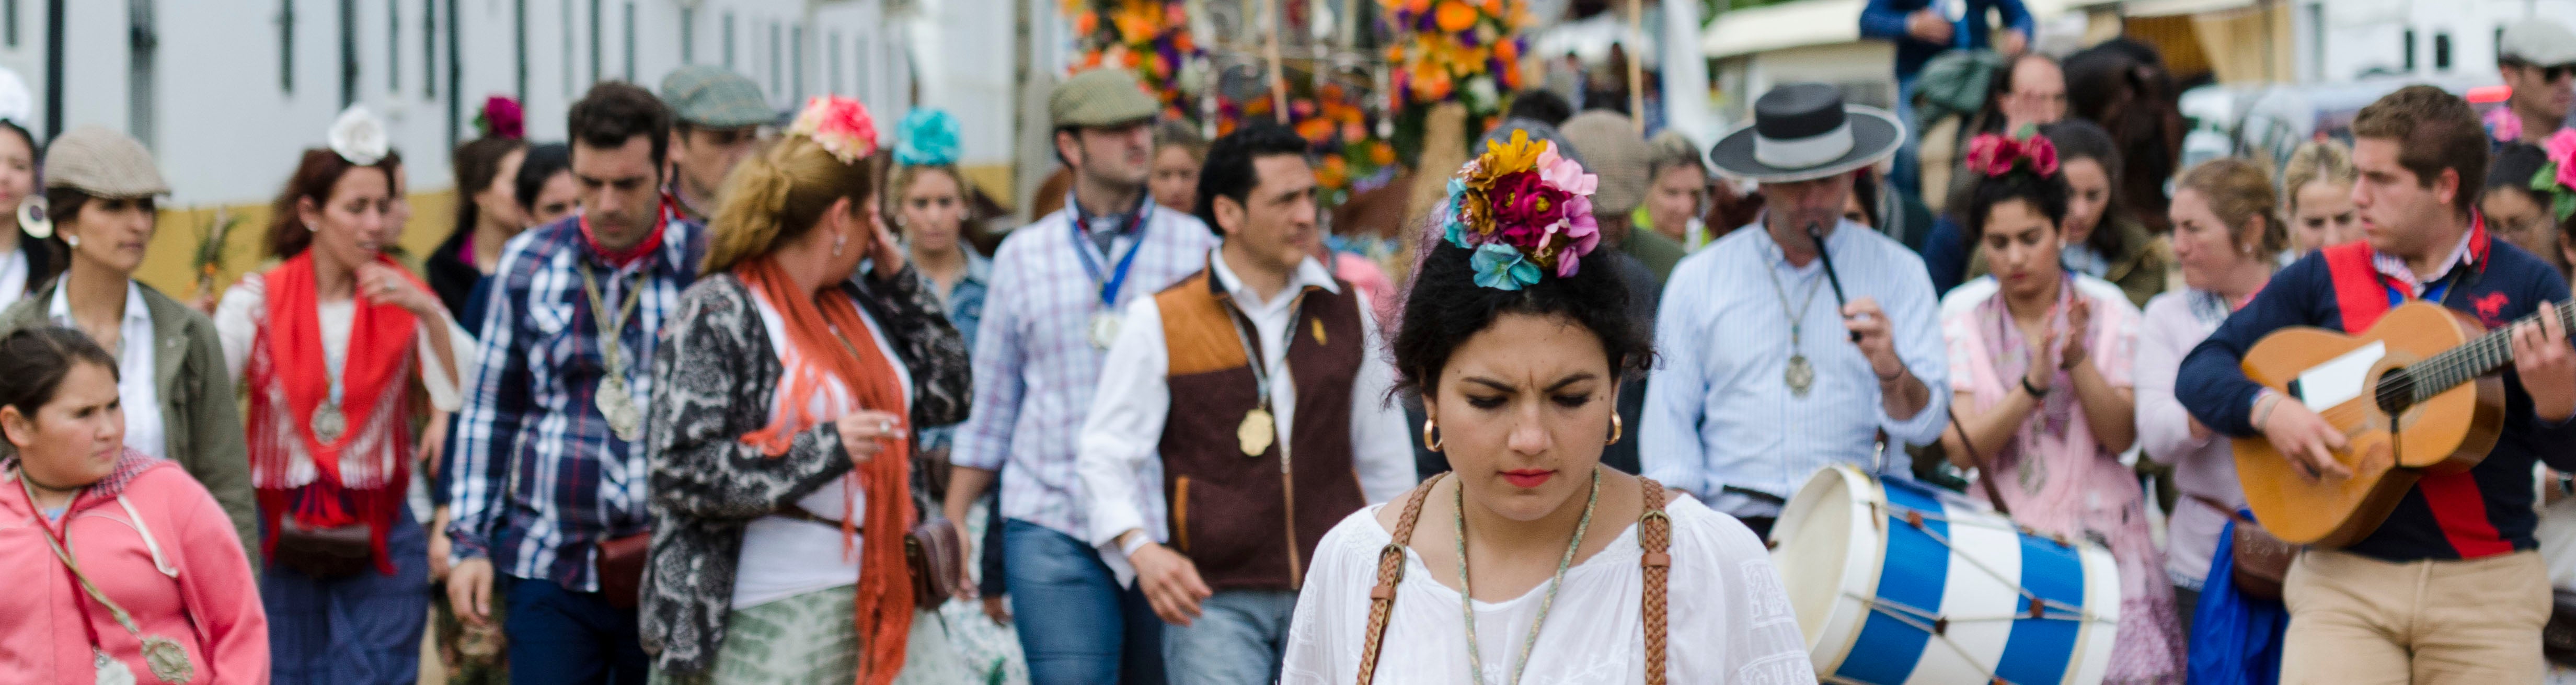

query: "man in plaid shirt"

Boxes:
[445, 82, 704, 684]
[943, 68, 1218, 684]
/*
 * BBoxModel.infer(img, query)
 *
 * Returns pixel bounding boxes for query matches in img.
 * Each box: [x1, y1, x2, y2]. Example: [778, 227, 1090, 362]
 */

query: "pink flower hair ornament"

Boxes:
[1441, 131, 1602, 290]
[1964, 132, 2059, 179]
[789, 95, 880, 164]
[2537, 129, 2576, 223]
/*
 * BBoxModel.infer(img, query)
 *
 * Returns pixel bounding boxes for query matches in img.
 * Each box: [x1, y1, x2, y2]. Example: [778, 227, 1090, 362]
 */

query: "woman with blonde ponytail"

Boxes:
[640, 95, 972, 684]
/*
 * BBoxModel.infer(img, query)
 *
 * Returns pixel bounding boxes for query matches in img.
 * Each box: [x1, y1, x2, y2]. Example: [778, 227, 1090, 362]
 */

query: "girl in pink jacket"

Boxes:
[0, 326, 268, 684]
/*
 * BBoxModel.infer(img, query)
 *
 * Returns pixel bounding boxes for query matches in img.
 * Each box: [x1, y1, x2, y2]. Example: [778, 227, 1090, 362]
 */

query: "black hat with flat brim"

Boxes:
[1708, 82, 1906, 183]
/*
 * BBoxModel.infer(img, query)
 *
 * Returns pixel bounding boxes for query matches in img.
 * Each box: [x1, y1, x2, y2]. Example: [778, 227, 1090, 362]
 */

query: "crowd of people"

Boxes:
[3, 10, 2576, 685]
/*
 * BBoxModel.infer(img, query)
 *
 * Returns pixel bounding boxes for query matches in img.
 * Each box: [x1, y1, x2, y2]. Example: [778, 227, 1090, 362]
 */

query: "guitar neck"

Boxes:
[2405, 299, 2576, 404]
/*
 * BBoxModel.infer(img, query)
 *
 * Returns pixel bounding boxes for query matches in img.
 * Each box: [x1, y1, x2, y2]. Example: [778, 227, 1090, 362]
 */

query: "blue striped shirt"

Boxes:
[1640, 220, 1951, 517]
[950, 202, 1218, 541]
[446, 215, 706, 589]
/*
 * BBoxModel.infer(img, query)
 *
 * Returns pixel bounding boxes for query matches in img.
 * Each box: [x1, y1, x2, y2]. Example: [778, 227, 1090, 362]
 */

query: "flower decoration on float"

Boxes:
[789, 95, 880, 164]
[1962, 132, 2059, 178]
[329, 105, 391, 166]
[1386, 0, 1527, 116]
[894, 109, 962, 167]
[2534, 129, 2576, 222]
[1221, 81, 1401, 206]
[474, 95, 526, 140]
[1067, 0, 1208, 122]
[1441, 130, 1600, 290]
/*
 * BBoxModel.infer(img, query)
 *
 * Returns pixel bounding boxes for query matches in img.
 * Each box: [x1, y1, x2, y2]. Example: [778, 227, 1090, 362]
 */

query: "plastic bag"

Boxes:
[2186, 515, 2288, 685]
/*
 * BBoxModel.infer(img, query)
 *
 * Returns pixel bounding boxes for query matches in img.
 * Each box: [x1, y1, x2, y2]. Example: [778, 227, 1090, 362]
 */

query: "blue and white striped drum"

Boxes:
[1768, 464, 2122, 684]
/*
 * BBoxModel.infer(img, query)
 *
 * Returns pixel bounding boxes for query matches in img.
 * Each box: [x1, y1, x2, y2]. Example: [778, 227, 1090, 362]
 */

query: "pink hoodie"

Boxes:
[1, 454, 268, 684]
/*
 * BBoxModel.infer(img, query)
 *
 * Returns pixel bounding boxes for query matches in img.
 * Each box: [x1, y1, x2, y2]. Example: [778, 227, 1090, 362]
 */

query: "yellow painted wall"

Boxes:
[135, 190, 460, 300]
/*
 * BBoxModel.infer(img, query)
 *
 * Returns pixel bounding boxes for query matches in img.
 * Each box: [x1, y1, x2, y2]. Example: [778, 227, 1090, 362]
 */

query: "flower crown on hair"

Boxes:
[1963, 132, 2059, 179]
[1439, 130, 1602, 291]
[2535, 129, 2576, 222]
[328, 105, 390, 166]
[788, 96, 880, 164]
[894, 109, 961, 167]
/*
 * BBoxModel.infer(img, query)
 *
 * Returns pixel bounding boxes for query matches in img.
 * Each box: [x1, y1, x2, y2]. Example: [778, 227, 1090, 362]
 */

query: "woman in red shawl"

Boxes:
[211, 106, 474, 685]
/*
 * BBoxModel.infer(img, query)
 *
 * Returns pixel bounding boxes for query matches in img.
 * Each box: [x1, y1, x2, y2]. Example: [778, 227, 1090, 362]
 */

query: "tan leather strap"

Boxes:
[1357, 473, 1445, 685]
[1638, 477, 1672, 685]
[1355, 473, 1676, 684]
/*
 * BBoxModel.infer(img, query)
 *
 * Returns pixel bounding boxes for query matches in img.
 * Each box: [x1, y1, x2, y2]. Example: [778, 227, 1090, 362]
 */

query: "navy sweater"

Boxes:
[2178, 236, 2576, 562]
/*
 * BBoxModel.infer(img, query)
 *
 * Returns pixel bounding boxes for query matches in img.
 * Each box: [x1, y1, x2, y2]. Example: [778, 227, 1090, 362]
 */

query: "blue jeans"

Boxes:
[1162, 589, 1298, 685]
[507, 576, 649, 685]
[1005, 518, 1166, 685]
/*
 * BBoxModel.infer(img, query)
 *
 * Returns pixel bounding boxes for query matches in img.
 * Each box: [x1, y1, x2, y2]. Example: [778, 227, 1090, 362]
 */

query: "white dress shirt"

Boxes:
[1640, 220, 1951, 518]
[1076, 251, 1418, 586]
[49, 281, 163, 460]
[0, 244, 27, 308]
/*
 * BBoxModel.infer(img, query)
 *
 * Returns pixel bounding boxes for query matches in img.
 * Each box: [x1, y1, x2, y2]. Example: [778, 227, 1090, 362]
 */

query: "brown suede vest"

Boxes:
[1153, 269, 1368, 591]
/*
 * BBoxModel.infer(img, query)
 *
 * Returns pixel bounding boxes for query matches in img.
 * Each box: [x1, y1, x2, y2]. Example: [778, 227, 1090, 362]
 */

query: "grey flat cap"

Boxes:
[660, 65, 773, 129]
[1051, 68, 1159, 129]
[2500, 19, 2576, 66]
[45, 125, 167, 198]
[1559, 111, 1652, 217]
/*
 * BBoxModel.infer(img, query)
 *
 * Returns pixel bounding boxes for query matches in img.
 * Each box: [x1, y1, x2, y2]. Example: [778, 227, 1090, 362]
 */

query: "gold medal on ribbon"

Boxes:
[1237, 407, 1275, 456]
[1785, 353, 1816, 397]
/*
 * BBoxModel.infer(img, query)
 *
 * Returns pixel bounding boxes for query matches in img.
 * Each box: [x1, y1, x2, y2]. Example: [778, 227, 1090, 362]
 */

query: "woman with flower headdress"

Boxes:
[886, 106, 1031, 683]
[640, 94, 972, 684]
[210, 105, 474, 684]
[1279, 130, 1811, 684]
[1935, 131, 2182, 682]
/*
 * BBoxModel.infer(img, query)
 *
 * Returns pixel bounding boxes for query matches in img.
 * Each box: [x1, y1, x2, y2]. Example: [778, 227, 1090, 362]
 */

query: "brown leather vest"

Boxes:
[1153, 270, 1368, 590]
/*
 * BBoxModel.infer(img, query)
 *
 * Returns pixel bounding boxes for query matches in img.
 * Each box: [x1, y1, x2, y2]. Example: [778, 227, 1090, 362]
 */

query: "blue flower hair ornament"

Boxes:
[894, 109, 961, 167]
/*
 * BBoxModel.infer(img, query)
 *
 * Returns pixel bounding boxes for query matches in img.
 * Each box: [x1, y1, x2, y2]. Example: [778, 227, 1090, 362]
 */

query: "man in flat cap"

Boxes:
[659, 64, 769, 223]
[944, 67, 1214, 684]
[2493, 19, 2576, 146]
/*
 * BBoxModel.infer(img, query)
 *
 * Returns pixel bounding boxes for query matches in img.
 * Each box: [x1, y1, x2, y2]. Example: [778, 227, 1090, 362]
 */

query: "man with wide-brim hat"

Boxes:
[1641, 83, 1950, 540]
[659, 64, 769, 222]
[944, 66, 1216, 684]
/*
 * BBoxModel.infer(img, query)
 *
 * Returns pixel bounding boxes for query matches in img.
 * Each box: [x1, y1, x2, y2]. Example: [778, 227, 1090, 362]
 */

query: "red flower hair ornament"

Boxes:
[789, 95, 880, 164]
[1963, 133, 2059, 179]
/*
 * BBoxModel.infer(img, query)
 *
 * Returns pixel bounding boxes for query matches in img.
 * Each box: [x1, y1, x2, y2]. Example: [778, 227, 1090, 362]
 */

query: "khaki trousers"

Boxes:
[2280, 547, 2549, 684]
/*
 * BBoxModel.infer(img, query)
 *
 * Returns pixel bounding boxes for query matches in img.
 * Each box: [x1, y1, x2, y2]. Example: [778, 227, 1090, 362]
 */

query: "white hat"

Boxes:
[2500, 19, 2576, 67]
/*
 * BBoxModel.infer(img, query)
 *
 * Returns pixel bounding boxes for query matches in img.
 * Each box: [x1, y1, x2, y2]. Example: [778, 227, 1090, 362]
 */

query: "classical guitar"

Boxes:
[2231, 300, 2571, 546]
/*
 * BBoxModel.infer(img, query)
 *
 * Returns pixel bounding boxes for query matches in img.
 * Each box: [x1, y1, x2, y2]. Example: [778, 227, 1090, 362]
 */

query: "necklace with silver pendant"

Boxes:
[581, 263, 649, 443]
[1761, 247, 1828, 397]
[312, 311, 350, 444]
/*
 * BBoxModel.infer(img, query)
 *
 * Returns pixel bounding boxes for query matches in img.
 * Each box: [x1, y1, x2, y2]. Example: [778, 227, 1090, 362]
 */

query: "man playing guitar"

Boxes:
[2178, 85, 2576, 682]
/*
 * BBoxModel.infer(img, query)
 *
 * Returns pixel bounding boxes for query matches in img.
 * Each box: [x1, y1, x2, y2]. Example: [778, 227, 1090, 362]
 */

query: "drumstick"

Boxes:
[1808, 222, 1862, 343]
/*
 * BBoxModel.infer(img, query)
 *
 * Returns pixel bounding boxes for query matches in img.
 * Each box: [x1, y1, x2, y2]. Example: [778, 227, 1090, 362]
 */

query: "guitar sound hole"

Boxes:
[2375, 367, 2414, 417]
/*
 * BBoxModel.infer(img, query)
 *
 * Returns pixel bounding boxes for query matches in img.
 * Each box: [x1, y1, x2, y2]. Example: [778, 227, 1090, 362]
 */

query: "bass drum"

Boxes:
[1768, 464, 2122, 684]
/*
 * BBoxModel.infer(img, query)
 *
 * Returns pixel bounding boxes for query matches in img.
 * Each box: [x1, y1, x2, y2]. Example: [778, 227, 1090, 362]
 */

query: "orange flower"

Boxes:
[1414, 67, 1453, 101]
[1369, 141, 1397, 166]
[1480, 0, 1504, 13]
[1296, 117, 1335, 144]
[1075, 12, 1098, 35]
[1494, 37, 1518, 63]
[1318, 155, 1351, 189]
[1434, 1, 1478, 32]
[1403, 0, 1432, 14]
[1121, 49, 1143, 68]
[1175, 32, 1195, 53]
[1082, 51, 1104, 68]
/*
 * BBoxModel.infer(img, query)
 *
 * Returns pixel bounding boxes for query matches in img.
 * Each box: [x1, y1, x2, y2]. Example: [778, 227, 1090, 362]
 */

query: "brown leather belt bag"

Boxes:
[2191, 495, 2295, 600]
[273, 520, 373, 579]
[778, 505, 967, 607]
[594, 532, 652, 609]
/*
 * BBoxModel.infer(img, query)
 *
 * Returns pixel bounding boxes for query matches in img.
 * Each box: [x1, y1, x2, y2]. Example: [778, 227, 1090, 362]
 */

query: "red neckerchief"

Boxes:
[579, 198, 674, 268]
[245, 254, 420, 574]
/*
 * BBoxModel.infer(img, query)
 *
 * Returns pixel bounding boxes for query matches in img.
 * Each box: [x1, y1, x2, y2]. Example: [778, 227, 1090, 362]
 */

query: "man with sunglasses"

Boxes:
[2492, 20, 2575, 146]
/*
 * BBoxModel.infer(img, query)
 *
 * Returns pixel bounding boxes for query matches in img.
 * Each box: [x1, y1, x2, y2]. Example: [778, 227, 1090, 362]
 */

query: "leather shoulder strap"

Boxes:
[1356, 472, 1444, 685]
[1639, 476, 1672, 685]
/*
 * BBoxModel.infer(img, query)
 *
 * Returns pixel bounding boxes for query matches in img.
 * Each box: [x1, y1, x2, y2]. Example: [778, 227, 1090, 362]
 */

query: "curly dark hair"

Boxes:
[1960, 155, 2071, 246]
[1391, 240, 1655, 399]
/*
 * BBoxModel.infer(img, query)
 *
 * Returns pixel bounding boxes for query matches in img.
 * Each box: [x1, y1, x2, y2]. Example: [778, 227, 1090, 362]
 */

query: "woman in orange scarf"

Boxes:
[641, 95, 971, 683]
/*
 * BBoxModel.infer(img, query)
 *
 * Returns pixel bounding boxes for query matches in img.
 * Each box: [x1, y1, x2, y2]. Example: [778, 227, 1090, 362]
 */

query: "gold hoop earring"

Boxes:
[1421, 418, 1442, 452]
[1607, 414, 1623, 445]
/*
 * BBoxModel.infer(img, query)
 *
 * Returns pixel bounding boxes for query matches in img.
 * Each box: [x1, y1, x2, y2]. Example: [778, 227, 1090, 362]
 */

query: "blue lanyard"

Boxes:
[2386, 272, 2454, 306]
[1070, 195, 1152, 309]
